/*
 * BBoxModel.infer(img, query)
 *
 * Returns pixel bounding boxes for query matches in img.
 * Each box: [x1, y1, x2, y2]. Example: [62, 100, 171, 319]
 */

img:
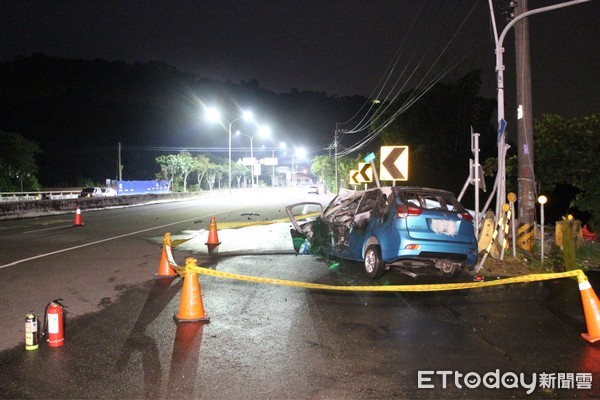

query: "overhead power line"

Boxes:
[332, 1, 483, 158]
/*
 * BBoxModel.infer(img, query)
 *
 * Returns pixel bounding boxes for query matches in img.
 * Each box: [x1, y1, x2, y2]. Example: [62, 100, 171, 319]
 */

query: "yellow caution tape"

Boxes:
[215, 212, 320, 230]
[184, 262, 588, 292]
[164, 217, 592, 293]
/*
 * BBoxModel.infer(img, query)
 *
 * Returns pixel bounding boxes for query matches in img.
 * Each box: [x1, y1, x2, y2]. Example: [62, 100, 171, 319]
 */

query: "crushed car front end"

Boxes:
[286, 186, 478, 278]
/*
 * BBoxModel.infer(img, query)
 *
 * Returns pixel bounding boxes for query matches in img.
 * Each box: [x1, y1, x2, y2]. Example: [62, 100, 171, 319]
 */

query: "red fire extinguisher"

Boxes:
[43, 299, 65, 347]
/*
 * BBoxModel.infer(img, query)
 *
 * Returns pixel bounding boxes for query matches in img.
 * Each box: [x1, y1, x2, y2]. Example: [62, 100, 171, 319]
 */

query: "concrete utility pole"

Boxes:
[515, 0, 536, 251]
[334, 127, 339, 195]
[117, 142, 122, 181]
[487, 0, 591, 253]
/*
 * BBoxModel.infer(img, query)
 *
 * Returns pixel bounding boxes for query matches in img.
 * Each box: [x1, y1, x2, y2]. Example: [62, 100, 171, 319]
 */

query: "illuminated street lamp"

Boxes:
[236, 126, 270, 188]
[271, 142, 286, 187]
[538, 195, 548, 263]
[292, 147, 306, 186]
[205, 108, 254, 193]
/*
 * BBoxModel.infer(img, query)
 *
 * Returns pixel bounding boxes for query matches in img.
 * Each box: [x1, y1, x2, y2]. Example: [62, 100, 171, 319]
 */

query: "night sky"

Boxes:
[1, 1, 598, 120]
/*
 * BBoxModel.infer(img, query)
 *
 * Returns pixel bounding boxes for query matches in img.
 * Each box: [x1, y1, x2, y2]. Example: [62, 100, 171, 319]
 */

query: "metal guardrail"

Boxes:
[0, 191, 80, 203]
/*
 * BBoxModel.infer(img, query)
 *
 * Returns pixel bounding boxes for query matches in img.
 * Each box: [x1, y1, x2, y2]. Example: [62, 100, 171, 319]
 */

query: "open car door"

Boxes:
[285, 202, 324, 254]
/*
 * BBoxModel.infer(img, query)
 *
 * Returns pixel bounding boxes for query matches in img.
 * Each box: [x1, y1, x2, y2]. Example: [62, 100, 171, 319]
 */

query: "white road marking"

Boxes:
[0, 206, 244, 270]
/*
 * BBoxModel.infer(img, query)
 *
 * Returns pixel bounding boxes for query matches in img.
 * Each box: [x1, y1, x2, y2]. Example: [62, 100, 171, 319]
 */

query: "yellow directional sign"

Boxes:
[380, 146, 408, 181]
[357, 163, 373, 183]
[349, 170, 360, 185]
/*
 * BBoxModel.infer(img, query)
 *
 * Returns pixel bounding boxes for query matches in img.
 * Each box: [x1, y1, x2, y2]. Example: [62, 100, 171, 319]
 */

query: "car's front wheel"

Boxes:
[364, 245, 384, 279]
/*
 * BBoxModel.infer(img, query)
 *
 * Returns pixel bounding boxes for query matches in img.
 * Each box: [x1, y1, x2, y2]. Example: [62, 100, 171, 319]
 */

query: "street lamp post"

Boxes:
[271, 147, 275, 187]
[538, 195, 547, 263]
[271, 142, 286, 187]
[205, 108, 253, 193]
[292, 147, 306, 187]
[236, 126, 270, 188]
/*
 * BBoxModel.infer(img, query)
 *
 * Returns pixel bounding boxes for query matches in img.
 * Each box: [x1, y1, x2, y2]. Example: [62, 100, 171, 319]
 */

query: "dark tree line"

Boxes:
[0, 54, 364, 187]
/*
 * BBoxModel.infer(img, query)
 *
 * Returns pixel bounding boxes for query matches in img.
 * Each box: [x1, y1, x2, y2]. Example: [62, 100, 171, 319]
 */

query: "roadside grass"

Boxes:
[573, 241, 600, 270]
[523, 240, 600, 273]
[479, 240, 600, 277]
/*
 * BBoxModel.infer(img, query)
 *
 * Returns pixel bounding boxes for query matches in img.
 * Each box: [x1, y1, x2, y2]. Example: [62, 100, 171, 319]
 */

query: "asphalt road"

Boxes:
[0, 187, 598, 399]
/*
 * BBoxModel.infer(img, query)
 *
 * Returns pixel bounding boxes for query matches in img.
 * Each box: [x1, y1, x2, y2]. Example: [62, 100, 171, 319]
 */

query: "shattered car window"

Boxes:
[398, 190, 466, 213]
[353, 191, 380, 228]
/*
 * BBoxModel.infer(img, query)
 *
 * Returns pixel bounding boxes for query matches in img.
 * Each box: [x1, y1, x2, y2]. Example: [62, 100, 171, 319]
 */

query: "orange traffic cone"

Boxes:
[73, 206, 84, 226]
[155, 233, 177, 278]
[578, 276, 600, 343]
[205, 216, 221, 253]
[174, 258, 210, 324]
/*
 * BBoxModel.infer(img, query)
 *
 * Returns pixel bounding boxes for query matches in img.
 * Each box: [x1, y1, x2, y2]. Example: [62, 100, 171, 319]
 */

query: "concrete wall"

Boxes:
[0, 192, 205, 221]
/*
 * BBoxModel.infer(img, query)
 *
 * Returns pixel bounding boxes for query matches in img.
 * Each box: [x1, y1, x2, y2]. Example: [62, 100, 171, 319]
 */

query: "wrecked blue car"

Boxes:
[286, 186, 478, 278]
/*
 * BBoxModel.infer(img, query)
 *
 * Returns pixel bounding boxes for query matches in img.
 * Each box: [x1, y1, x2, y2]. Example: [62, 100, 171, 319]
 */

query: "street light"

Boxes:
[538, 195, 548, 263]
[236, 126, 270, 188]
[205, 108, 254, 193]
[292, 147, 306, 186]
[271, 142, 286, 187]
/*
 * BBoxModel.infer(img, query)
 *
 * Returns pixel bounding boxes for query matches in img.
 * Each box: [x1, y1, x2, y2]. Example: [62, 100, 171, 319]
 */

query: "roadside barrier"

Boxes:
[477, 210, 495, 253]
[476, 204, 509, 272]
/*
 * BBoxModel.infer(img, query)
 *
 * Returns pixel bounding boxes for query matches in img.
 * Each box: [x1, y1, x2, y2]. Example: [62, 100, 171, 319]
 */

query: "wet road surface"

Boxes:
[1, 252, 599, 399]
[0, 192, 599, 399]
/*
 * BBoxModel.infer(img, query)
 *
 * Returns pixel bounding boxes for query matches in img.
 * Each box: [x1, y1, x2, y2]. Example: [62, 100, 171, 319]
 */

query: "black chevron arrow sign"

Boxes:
[358, 163, 372, 182]
[380, 146, 408, 181]
[350, 170, 360, 185]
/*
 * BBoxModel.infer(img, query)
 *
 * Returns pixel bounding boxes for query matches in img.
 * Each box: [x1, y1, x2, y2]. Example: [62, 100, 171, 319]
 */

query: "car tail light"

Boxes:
[395, 204, 422, 218]
[404, 244, 420, 250]
[461, 212, 473, 222]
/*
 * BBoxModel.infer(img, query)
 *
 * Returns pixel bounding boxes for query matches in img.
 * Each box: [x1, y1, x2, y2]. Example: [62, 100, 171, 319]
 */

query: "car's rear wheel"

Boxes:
[364, 245, 384, 279]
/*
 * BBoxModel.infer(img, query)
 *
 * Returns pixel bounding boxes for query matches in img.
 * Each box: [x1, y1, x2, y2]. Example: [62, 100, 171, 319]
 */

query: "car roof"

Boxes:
[393, 186, 454, 195]
[338, 186, 453, 198]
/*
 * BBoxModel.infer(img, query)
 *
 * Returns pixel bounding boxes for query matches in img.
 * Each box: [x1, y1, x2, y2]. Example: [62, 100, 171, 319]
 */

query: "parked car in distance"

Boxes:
[286, 186, 478, 278]
[79, 187, 103, 198]
[102, 187, 117, 197]
[308, 185, 319, 194]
